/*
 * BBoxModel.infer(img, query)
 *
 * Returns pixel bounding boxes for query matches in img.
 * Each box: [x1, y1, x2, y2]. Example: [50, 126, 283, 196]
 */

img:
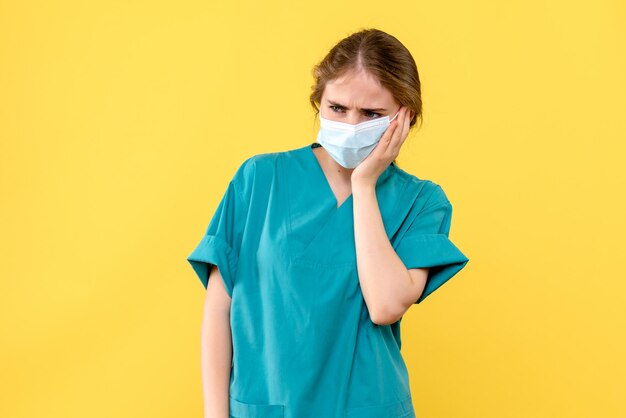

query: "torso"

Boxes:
[191, 144, 427, 417]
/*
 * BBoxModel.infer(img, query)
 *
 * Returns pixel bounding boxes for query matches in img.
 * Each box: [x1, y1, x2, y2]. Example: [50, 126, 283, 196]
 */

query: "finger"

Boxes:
[400, 109, 411, 144]
[380, 117, 398, 148]
[380, 126, 400, 162]
[389, 107, 407, 153]
[387, 108, 407, 160]
[369, 124, 390, 159]
[377, 125, 395, 159]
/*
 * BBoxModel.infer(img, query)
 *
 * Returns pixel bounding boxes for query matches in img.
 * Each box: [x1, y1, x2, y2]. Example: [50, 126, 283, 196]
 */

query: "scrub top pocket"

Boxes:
[229, 396, 285, 418]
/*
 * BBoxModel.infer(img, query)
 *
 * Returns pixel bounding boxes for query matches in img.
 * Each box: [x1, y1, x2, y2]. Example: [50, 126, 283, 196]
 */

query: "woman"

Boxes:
[187, 28, 470, 418]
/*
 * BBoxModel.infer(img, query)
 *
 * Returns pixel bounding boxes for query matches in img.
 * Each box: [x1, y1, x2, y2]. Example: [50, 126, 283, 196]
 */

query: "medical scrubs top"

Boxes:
[187, 142, 469, 418]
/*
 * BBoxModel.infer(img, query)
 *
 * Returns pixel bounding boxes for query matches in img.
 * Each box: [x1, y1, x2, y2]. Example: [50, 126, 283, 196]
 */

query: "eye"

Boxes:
[329, 105, 344, 113]
[328, 105, 381, 119]
[365, 111, 382, 119]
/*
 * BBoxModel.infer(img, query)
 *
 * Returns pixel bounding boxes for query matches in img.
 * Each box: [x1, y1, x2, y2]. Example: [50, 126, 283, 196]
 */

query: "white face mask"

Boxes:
[316, 110, 400, 168]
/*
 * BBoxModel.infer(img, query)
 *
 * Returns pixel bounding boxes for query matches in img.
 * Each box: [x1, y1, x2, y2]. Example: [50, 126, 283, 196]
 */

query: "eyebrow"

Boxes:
[327, 100, 387, 112]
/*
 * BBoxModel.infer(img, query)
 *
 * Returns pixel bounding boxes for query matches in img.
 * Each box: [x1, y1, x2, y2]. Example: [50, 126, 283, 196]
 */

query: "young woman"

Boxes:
[188, 28, 470, 418]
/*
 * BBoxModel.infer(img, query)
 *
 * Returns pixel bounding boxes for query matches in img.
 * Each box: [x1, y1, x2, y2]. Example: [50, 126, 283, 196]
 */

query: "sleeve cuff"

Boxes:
[395, 233, 469, 304]
[186, 234, 238, 297]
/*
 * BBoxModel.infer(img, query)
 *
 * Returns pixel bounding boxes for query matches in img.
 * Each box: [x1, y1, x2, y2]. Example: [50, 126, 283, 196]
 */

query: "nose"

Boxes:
[345, 111, 376, 125]
[346, 113, 361, 125]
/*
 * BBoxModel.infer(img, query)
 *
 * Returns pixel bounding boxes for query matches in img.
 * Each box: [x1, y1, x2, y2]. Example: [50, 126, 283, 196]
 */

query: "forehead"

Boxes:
[323, 70, 396, 107]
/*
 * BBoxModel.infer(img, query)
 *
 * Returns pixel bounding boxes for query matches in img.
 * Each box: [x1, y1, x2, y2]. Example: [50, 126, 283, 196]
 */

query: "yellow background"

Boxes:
[1, 0, 625, 417]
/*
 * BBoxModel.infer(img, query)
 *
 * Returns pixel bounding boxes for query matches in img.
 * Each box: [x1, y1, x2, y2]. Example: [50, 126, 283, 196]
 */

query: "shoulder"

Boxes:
[232, 145, 307, 186]
[230, 150, 282, 201]
[390, 164, 451, 209]
[232, 151, 279, 181]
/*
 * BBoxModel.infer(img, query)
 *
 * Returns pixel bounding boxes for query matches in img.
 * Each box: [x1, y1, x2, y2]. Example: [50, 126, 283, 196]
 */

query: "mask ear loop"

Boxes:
[390, 110, 401, 122]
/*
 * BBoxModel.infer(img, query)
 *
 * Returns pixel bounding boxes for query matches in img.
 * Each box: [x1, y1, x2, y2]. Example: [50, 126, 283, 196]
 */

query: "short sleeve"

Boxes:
[394, 185, 470, 304]
[186, 162, 251, 297]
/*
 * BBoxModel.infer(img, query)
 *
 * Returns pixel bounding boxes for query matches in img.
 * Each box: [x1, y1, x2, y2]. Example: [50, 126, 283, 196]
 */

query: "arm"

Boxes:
[352, 183, 429, 325]
[200, 265, 233, 418]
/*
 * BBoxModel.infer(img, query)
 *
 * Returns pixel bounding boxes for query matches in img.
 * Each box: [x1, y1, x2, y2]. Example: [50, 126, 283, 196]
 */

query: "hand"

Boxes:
[351, 105, 413, 187]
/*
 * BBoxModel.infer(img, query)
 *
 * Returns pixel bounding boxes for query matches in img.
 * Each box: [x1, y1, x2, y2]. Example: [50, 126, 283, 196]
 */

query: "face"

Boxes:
[320, 69, 401, 125]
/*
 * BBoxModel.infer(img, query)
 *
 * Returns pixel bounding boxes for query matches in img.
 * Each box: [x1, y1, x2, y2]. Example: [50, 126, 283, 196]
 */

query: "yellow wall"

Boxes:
[1, 1, 625, 417]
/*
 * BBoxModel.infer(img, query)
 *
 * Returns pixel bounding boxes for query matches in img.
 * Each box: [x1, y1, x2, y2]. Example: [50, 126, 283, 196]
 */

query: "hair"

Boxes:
[309, 28, 423, 167]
